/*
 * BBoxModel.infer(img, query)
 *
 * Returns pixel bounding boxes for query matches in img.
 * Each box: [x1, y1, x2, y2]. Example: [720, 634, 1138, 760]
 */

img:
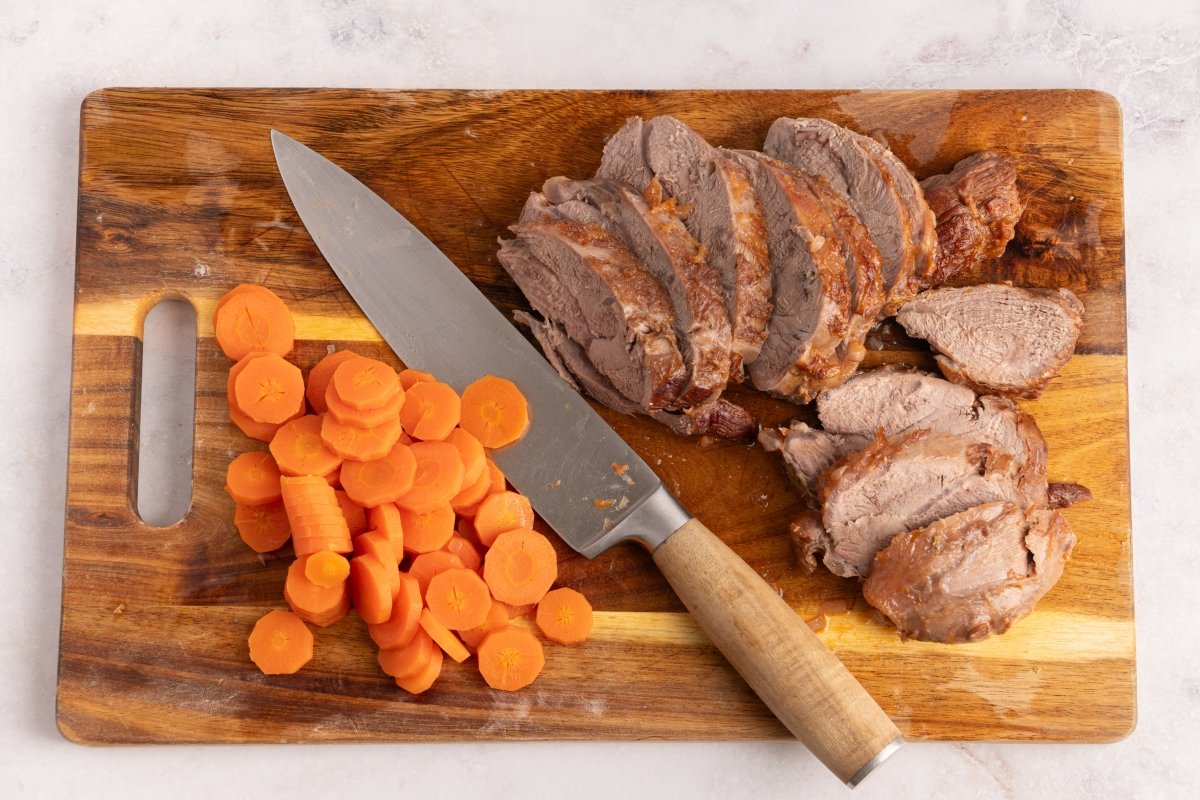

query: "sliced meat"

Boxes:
[726, 150, 852, 402]
[896, 284, 1084, 399]
[758, 422, 865, 501]
[811, 429, 1025, 578]
[502, 195, 687, 411]
[1047, 481, 1093, 509]
[920, 151, 1025, 285]
[863, 502, 1076, 643]
[595, 117, 654, 191]
[542, 176, 732, 408]
[764, 117, 921, 312]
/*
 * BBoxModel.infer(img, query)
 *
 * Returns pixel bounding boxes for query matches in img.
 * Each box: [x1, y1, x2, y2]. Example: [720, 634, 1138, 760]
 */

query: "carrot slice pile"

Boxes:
[218, 285, 582, 692]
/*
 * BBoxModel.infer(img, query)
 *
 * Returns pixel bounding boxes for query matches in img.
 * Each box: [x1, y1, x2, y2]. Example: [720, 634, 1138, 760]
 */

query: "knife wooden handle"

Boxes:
[652, 517, 902, 786]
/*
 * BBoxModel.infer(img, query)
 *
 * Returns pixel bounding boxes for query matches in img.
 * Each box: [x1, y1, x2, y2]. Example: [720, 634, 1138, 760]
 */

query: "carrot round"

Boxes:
[348, 553, 393, 624]
[305, 350, 359, 414]
[477, 625, 544, 691]
[398, 368, 436, 390]
[419, 608, 470, 663]
[322, 464, 342, 488]
[395, 441, 464, 514]
[281, 475, 352, 555]
[486, 458, 507, 494]
[325, 376, 406, 428]
[426, 568, 493, 631]
[230, 403, 293, 442]
[446, 428, 486, 486]
[367, 502, 405, 560]
[450, 461, 493, 514]
[377, 627, 434, 679]
[459, 375, 530, 449]
[304, 550, 350, 588]
[214, 284, 275, 323]
[399, 504, 456, 554]
[226, 451, 283, 506]
[395, 640, 443, 694]
[215, 287, 294, 361]
[536, 588, 593, 645]
[456, 516, 480, 546]
[483, 528, 558, 605]
[332, 356, 401, 412]
[354, 530, 401, 599]
[367, 572, 423, 650]
[334, 490, 368, 535]
[339, 442, 417, 507]
[320, 413, 403, 462]
[459, 600, 508, 650]
[444, 534, 482, 572]
[399, 381, 462, 441]
[285, 557, 349, 627]
[407, 550, 464, 597]
[269, 415, 343, 477]
[473, 491, 535, 547]
[248, 610, 312, 675]
[234, 500, 291, 553]
[234, 352, 305, 424]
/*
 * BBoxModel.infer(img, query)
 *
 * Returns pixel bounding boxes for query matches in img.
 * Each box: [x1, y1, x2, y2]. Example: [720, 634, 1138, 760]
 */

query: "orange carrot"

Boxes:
[395, 441, 464, 514]
[322, 464, 342, 488]
[398, 368, 436, 390]
[247, 609, 312, 674]
[446, 428, 486, 486]
[399, 381, 462, 441]
[367, 502, 405, 560]
[459, 600, 508, 650]
[338, 442, 416, 507]
[349, 553, 393, 624]
[320, 413, 403, 462]
[285, 556, 349, 627]
[367, 572, 423, 650]
[426, 568, 493, 631]
[472, 491, 535, 547]
[419, 608, 471, 663]
[334, 490, 368, 535]
[331, 356, 401, 412]
[395, 641, 443, 694]
[459, 375, 530, 449]
[399, 503, 456, 554]
[233, 352, 306, 424]
[325, 376, 405, 428]
[535, 588, 593, 645]
[226, 451, 283, 506]
[269, 415, 343, 477]
[444, 534, 482, 572]
[229, 403, 295, 443]
[407, 550, 464, 597]
[483, 528, 558, 605]
[377, 626, 434, 679]
[215, 286, 294, 361]
[214, 284, 275, 322]
[354, 530, 400, 599]
[304, 550, 350, 588]
[477, 625, 544, 691]
[280, 475, 352, 556]
[304, 350, 359, 414]
[233, 500, 291, 553]
[449, 461, 492, 514]
[486, 458, 507, 494]
[456, 516, 480, 546]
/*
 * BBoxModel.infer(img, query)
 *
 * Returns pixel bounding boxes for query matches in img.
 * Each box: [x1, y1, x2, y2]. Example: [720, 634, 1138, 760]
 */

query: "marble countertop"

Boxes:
[2, 1, 1197, 797]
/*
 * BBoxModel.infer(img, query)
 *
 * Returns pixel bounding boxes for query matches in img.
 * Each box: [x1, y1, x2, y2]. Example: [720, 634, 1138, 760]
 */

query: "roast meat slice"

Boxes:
[920, 151, 1024, 285]
[863, 502, 1076, 643]
[758, 422, 865, 503]
[896, 284, 1084, 399]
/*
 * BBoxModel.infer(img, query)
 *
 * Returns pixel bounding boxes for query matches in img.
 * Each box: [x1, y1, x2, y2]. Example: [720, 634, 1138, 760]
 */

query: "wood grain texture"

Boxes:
[59, 89, 1133, 745]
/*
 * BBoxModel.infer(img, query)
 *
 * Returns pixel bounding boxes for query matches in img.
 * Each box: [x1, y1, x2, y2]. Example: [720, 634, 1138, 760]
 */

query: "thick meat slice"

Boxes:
[896, 284, 1084, 399]
[726, 150, 852, 402]
[863, 502, 1076, 643]
[542, 176, 732, 408]
[804, 429, 1025, 579]
[764, 117, 923, 311]
[501, 195, 687, 411]
[758, 422, 863, 503]
[595, 116, 655, 190]
[920, 151, 1025, 285]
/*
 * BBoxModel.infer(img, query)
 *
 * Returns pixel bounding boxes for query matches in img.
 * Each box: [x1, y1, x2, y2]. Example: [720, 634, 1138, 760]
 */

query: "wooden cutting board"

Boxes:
[58, 89, 1134, 745]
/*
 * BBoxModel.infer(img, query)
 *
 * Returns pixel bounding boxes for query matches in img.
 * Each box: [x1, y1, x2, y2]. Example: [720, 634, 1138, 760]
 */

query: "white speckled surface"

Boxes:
[2, 1, 1197, 797]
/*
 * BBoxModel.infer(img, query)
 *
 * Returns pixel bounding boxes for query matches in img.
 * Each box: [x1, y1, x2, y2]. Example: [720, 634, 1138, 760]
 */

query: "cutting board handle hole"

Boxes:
[135, 299, 197, 527]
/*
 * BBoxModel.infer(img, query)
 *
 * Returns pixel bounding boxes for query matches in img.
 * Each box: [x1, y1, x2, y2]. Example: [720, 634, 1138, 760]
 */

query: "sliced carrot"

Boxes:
[450, 461, 492, 514]
[446, 428, 486, 486]
[214, 284, 274, 323]
[230, 403, 292, 442]
[377, 627, 434, 679]
[325, 376, 405, 428]
[486, 458, 507, 494]
[536, 588, 593, 645]
[305, 350, 359, 414]
[426, 568, 493, 631]
[293, 536, 354, 557]
[367, 572, 423, 650]
[248, 609, 312, 674]
[459, 375, 530, 449]
[331, 356, 400, 412]
[398, 368, 436, 390]
[285, 557, 349, 627]
[473, 491, 535, 547]
[395, 641, 443, 694]
[407, 550, 464, 597]
[339, 442, 417, 507]
[459, 600, 508, 650]
[456, 516, 480, 546]
[280, 475, 352, 555]
[398, 381, 462, 441]
[233, 500, 291, 553]
[335, 490, 368, 535]
[215, 287, 294, 361]
[399, 504, 456, 554]
[234, 352, 306, 424]
[348, 553, 393, 624]
[367, 502, 405, 560]
[395, 441, 464, 514]
[477, 625, 544, 691]
[304, 550, 350, 588]
[320, 413, 403, 462]
[483, 528, 558, 605]
[354, 530, 400, 599]
[226, 451, 283, 506]
[269, 415, 343, 477]
[444, 534, 482, 572]
[419, 608, 471, 663]
[322, 464, 342, 488]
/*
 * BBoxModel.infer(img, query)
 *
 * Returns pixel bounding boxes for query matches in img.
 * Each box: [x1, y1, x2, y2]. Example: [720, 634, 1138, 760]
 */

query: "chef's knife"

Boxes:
[272, 130, 902, 786]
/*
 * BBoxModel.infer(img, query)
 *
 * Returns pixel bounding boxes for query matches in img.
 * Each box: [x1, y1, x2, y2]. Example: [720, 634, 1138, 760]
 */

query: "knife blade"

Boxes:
[272, 129, 902, 786]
